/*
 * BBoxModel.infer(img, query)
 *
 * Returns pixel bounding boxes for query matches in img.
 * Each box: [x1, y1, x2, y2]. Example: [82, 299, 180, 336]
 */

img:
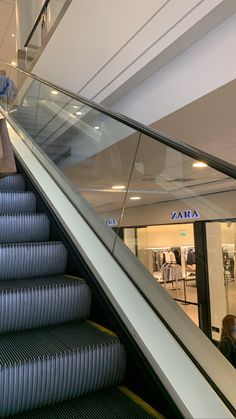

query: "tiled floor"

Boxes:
[155, 274, 236, 327]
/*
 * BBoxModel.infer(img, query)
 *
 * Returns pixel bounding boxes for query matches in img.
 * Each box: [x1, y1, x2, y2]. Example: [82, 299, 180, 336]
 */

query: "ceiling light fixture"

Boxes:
[192, 161, 208, 168]
[75, 111, 82, 116]
[73, 105, 79, 109]
[11, 33, 15, 38]
[51, 90, 58, 95]
[94, 126, 100, 130]
[112, 185, 126, 190]
[130, 196, 141, 200]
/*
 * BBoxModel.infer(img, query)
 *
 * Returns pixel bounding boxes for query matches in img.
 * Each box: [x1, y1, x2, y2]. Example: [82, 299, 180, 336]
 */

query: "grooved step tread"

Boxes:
[0, 191, 36, 213]
[0, 191, 34, 197]
[0, 322, 126, 416]
[10, 388, 163, 418]
[0, 321, 120, 365]
[0, 241, 67, 280]
[0, 276, 91, 333]
[0, 174, 25, 191]
[0, 275, 86, 292]
[0, 213, 50, 243]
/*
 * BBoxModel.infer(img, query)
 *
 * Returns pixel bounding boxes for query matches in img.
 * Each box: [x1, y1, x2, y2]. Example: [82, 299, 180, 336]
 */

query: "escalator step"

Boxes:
[0, 242, 67, 280]
[0, 174, 25, 191]
[0, 191, 36, 213]
[0, 214, 50, 243]
[10, 387, 164, 418]
[0, 321, 126, 416]
[0, 275, 91, 333]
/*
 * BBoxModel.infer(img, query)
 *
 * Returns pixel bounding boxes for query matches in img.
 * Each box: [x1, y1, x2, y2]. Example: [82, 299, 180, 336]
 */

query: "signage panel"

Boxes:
[171, 210, 200, 220]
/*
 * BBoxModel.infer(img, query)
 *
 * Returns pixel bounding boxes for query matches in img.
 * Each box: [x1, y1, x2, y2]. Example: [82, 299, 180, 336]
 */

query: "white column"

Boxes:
[16, 0, 44, 49]
[206, 223, 226, 341]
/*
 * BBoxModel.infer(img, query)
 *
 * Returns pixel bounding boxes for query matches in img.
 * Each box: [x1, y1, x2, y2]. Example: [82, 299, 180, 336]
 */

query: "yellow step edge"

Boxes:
[87, 320, 117, 337]
[119, 386, 165, 419]
[64, 274, 83, 280]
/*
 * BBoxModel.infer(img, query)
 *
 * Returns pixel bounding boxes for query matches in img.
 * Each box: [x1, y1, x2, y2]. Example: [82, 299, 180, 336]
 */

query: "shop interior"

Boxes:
[123, 221, 236, 331]
[220, 222, 236, 315]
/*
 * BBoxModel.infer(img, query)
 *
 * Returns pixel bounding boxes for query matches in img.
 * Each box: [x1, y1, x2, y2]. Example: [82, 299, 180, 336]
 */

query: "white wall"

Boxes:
[206, 223, 226, 340]
[112, 11, 236, 125]
[33, 0, 236, 123]
[16, 0, 44, 49]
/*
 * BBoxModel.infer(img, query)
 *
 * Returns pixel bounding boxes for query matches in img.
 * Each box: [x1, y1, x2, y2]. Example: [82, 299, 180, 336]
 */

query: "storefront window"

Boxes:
[124, 223, 199, 326]
[206, 221, 236, 341]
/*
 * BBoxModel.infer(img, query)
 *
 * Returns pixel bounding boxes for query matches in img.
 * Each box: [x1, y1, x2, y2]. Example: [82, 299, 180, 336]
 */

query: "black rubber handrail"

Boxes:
[8, 64, 236, 181]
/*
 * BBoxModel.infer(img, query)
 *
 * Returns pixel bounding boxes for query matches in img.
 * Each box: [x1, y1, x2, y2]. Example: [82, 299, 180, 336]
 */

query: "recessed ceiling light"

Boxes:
[94, 126, 100, 130]
[11, 61, 16, 66]
[51, 90, 58, 95]
[192, 161, 208, 168]
[11, 33, 15, 38]
[75, 111, 82, 116]
[112, 185, 126, 190]
[130, 196, 141, 200]
[73, 105, 79, 109]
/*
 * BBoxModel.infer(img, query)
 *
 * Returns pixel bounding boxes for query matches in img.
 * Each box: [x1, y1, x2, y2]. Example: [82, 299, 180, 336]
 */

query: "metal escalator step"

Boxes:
[0, 242, 67, 280]
[0, 275, 91, 333]
[0, 174, 25, 191]
[10, 387, 163, 419]
[0, 191, 36, 213]
[0, 321, 126, 416]
[0, 214, 50, 243]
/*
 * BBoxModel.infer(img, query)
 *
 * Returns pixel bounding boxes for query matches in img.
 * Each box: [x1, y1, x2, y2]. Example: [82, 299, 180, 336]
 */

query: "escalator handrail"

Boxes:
[8, 63, 236, 181]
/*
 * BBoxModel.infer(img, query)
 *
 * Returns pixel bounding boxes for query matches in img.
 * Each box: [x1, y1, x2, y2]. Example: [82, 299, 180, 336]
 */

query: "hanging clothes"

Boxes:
[171, 248, 181, 266]
[187, 249, 195, 265]
[164, 251, 176, 264]
[161, 263, 182, 282]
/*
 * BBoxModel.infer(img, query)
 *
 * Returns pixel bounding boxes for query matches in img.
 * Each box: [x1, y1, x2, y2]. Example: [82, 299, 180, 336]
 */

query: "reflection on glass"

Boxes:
[25, 0, 69, 68]
[4, 66, 140, 231]
[4, 66, 40, 146]
[26, 24, 42, 65]
[115, 134, 236, 326]
[47, 0, 68, 32]
[4, 64, 236, 339]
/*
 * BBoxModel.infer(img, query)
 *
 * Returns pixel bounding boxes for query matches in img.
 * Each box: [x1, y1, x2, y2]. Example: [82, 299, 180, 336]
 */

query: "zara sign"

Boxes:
[105, 218, 118, 226]
[171, 210, 200, 220]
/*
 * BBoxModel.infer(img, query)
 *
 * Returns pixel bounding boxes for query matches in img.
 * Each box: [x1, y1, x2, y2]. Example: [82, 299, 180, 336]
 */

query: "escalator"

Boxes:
[0, 173, 160, 418]
[0, 65, 235, 418]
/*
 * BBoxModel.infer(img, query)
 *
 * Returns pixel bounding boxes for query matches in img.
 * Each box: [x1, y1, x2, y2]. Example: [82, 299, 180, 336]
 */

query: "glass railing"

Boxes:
[24, 0, 71, 68]
[1, 64, 236, 414]
[2, 64, 236, 345]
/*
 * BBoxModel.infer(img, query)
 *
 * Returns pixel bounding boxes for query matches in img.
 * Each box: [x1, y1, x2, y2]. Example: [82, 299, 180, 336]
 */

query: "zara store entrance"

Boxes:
[122, 219, 236, 342]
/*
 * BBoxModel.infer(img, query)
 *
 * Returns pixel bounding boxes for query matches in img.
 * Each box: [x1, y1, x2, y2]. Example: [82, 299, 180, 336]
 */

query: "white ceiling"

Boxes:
[154, 79, 236, 165]
[0, 0, 16, 71]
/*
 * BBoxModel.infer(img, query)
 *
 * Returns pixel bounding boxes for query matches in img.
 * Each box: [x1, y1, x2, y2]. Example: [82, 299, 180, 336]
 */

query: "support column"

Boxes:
[205, 222, 226, 341]
[194, 221, 212, 338]
[16, 0, 44, 68]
